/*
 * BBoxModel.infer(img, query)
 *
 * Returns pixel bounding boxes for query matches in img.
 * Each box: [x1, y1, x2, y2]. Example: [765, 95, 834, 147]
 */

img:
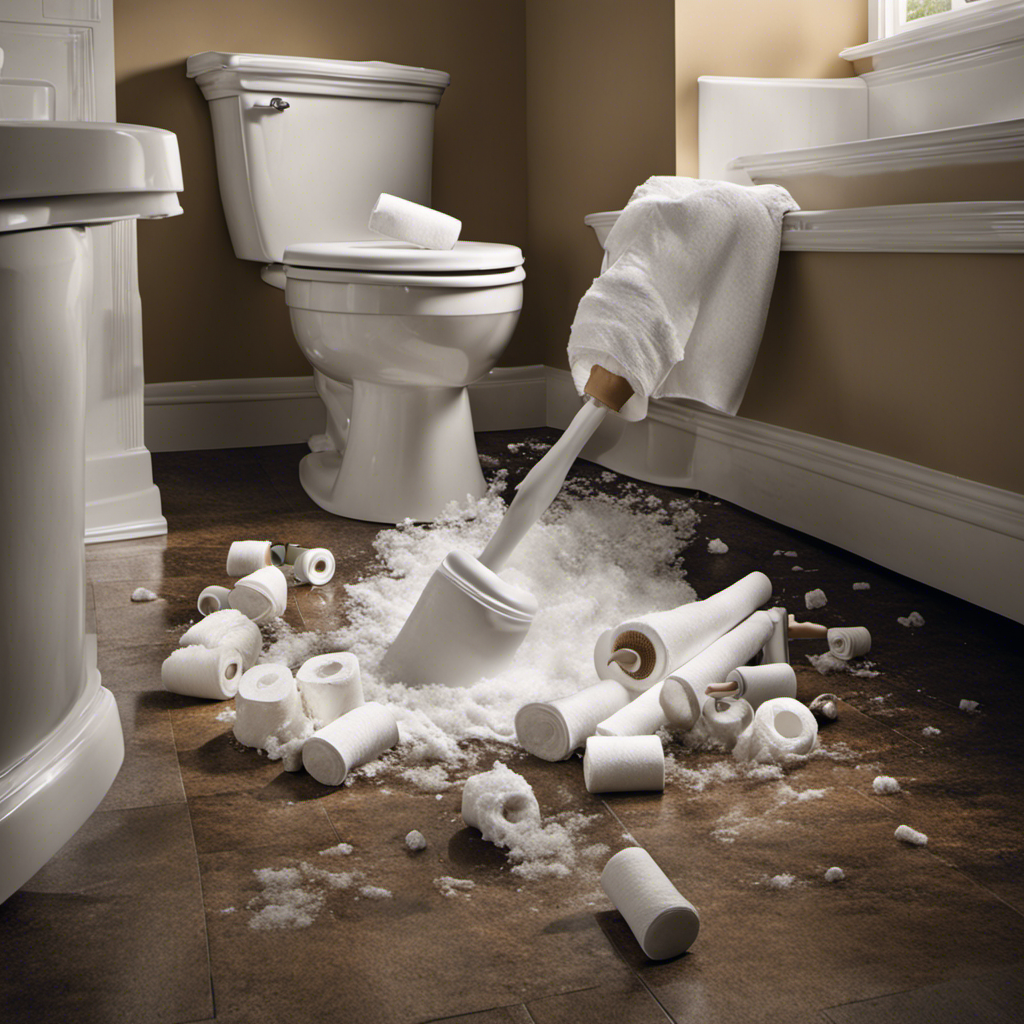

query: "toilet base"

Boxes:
[300, 378, 487, 523]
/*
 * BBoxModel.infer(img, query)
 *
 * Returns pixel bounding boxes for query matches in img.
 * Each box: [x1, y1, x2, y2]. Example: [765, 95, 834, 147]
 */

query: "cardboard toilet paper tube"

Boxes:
[733, 696, 818, 763]
[226, 540, 273, 577]
[302, 702, 399, 786]
[595, 571, 772, 691]
[515, 680, 632, 761]
[827, 626, 872, 660]
[293, 548, 336, 586]
[368, 192, 461, 250]
[162, 645, 242, 700]
[761, 607, 789, 664]
[583, 735, 665, 793]
[229, 565, 288, 624]
[296, 652, 363, 726]
[233, 663, 305, 748]
[180, 608, 262, 671]
[601, 847, 700, 960]
[197, 585, 232, 617]
[658, 612, 774, 729]
[725, 663, 797, 710]
[462, 761, 541, 841]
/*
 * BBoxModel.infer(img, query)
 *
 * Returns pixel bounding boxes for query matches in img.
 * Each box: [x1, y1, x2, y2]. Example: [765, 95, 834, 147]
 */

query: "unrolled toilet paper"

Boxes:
[296, 652, 363, 726]
[292, 548, 336, 587]
[229, 566, 288, 624]
[595, 571, 772, 691]
[226, 540, 273, 577]
[583, 735, 665, 793]
[179, 608, 262, 671]
[197, 585, 232, 617]
[827, 626, 872, 660]
[368, 192, 461, 250]
[733, 696, 818, 763]
[601, 847, 700, 960]
[302, 702, 399, 786]
[233, 663, 311, 771]
[656, 611, 775, 731]
[514, 680, 632, 761]
[161, 644, 242, 700]
[725, 662, 797, 710]
[461, 761, 541, 844]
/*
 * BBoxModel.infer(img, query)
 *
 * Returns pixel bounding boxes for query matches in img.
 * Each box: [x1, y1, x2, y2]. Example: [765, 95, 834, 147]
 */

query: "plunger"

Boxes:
[380, 366, 634, 688]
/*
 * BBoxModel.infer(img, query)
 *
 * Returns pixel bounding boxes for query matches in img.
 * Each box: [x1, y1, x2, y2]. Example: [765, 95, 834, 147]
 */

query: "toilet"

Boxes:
[187, 52, 524, 523]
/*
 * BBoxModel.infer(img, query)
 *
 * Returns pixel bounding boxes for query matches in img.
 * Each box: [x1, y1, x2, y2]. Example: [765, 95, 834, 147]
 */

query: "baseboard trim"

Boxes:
[545, 367, 1024, 623]
[142, 366, 1024, 622]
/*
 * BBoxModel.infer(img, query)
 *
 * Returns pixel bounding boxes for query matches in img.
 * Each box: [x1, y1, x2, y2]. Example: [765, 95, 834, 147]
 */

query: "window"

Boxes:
[872, 0, 1006, 38]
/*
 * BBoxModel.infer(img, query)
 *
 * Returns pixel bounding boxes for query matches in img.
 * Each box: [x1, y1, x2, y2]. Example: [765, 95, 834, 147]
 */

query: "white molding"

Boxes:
[143, 365, 549, 452]
[545, 368, 1024, 624]
[842, 0, 1024, 69]
[731, 118, 1024, 178]
[780, 202, 1024, 252]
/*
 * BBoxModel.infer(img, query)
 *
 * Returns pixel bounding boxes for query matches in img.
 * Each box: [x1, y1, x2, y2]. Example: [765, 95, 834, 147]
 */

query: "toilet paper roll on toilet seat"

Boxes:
[601, 847, 700, 960]
[229, 566, 288, 624]
[296, 652, 363, 726]
[233, 663, 306, 750]
[515, 680, 632, 761]
[226, 540, 273, 577]
[368, 192, 462, 250]
[302, 702, 400, 786]
[179, 608, 262, 671]
[197, 585, 232, 617]
[827, 626, 872, 661]
[293, 548, 336, 586]
[583, 735, 665, 793]
[162, 645, 242, 700]
[725, 662, 797, 710]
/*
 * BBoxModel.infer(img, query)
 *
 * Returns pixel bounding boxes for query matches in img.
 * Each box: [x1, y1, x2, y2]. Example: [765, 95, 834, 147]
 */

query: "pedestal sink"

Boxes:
[0, 120, 183, 905]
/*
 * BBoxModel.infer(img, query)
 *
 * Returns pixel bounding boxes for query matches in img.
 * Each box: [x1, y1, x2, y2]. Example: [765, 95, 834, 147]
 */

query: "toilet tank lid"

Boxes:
[185, 51, 450, 91]
[282, 240, 524, 274]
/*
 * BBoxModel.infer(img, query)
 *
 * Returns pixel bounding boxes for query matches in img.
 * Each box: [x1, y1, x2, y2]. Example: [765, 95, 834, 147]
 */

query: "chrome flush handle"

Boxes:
[256, 96, 290, 111]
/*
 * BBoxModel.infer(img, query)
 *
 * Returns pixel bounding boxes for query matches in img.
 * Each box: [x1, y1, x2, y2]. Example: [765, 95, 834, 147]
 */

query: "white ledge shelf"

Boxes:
[781, 202, 1024, 252]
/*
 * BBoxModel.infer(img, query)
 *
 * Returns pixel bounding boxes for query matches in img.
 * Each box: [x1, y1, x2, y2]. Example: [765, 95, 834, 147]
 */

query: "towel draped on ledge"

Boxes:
[568, 176, 799, 422]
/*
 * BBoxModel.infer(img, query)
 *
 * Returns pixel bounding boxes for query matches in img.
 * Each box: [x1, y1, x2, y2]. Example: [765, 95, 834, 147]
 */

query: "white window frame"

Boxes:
[870, 0, 1011, 39]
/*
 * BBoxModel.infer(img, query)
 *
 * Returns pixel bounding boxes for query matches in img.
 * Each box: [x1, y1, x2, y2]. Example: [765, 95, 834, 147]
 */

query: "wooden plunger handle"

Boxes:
[584, 365, 634, 412]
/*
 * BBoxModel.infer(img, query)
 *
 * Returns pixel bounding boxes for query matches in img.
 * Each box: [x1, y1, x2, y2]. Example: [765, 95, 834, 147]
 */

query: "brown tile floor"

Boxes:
[3, 431, 1023, 1024]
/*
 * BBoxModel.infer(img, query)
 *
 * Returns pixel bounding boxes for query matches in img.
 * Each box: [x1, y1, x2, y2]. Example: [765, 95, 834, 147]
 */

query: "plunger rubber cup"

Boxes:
[380, 550, 538, 688]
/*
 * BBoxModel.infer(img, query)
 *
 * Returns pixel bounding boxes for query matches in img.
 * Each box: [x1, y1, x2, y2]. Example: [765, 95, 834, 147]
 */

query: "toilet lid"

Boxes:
[282, 239, 524, 274]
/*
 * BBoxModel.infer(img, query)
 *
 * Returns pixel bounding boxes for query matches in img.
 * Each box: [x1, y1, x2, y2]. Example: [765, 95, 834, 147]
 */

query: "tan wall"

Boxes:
[114, 0, 527, 384]
[521, 0, 677, 368]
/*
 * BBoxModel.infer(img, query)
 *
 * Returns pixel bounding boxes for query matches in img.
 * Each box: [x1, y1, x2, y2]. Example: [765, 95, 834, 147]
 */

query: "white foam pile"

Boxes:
[806, 652, 880, 678]
[898, 611, 926, 627]
[804, 589, 827, 610]
[261, 476, 696, 766]
[853, 582, 871, 590]
[707, 538, 728, 554]
[873, 775, 901, 795]
[895, 824, 928, 846]
[131, 587, 159, 602]
[959, 699, 980, 713]
[405, 830, 427, 851]
[824, 866, 845, 882]
[922, 726, 941, 737]
[766, 873, 797, 889]
[434, 876, 475, 898]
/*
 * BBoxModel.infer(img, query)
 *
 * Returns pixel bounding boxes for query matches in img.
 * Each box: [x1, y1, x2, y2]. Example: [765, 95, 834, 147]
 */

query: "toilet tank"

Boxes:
[186, 52, 449, 263]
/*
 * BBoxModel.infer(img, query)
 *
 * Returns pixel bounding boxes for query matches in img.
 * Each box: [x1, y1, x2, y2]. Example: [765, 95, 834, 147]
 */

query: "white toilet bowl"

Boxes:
[281, 239, 525, 523]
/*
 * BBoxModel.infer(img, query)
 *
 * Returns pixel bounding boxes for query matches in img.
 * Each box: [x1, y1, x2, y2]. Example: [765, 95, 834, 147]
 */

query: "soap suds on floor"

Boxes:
[215, 707, 237, 723]
[807, 652, 880, 678]
[898, 611, 926, 627]
[405, 830, 427, 851]
[804, 589, 827, 610]
[261, 475, 696, 766]
[922, 726, 941, 737]
[764, 873, 798, 889]
[853, 582, 871, 590]
[434, 876, 475, 898]
[824, 867, 846, 882]
[707, 538, 728, 554]
[319, 842, 353, 856]
[130, 587, 159, 602]
[873, 775, 901, 795]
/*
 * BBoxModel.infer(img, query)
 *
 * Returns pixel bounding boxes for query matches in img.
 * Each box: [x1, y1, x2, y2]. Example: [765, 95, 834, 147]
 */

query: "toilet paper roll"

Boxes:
[179, 608, 262, 671]
[197, 585, 232, 617]
[461, 761, 541, 843]
[733, 696, 818, 763]
[233, 663, 305, 750]
[293, 548, 336, 586]
[760, 607, 789, 664]
[658, 611, 774, 730]
[368, 192, 461, 250]
[597, 683, 671, 738]
[229, 566, 288, 624]
[302, 702, 399, 786]
[296, 652, 363, 726]
[827, 626, 872, 660]
[162, 645, 242, 700]
[583, 735, 665, 793]
[601, 847, 700, 960]
[226, 540, 273, 577]
[514, 680, 632, 761]
[725, 662, 797, 710]
[595, 572, 772, 691]
[701, 697, 754, 750]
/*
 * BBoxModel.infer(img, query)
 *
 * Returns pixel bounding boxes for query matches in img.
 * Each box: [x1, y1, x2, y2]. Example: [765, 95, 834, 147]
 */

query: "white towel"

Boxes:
[568, 177, 798, 419]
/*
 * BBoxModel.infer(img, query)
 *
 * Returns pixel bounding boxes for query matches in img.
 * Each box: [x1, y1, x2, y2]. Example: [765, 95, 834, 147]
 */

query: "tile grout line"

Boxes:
[167, 712, 218, 1021]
